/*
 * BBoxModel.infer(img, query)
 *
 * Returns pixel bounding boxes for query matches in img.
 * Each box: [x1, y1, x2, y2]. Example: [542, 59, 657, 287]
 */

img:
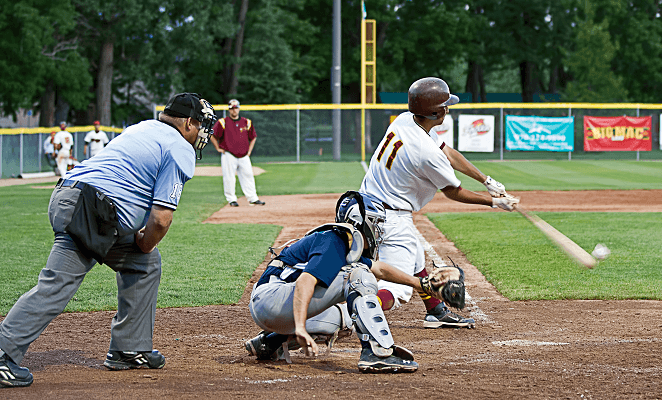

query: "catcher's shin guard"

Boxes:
[344, 264, 395, 351]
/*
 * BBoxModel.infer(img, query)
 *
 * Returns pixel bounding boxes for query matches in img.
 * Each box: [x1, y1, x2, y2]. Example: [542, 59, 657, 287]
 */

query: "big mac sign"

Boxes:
[584, 116, 651, 151]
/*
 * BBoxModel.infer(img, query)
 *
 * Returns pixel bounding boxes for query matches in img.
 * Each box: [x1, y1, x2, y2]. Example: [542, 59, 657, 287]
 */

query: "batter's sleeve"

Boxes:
[152, 143, 195, 210]
[422, 148, 461, 190]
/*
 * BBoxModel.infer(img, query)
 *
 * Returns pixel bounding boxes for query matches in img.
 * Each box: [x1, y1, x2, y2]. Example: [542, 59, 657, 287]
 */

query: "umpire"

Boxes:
[0, 93, 216, 388]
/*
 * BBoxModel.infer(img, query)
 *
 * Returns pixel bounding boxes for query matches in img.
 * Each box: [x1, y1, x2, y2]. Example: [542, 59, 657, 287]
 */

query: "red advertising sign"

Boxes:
[584, 116, 652, 151]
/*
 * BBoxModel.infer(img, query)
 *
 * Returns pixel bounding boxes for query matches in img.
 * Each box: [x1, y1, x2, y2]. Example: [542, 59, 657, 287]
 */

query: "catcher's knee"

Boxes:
[343, 264, 394, 350]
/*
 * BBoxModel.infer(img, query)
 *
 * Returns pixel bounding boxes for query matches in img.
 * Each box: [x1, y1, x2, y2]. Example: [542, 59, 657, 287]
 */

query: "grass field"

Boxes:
[0, 160, 660, 315]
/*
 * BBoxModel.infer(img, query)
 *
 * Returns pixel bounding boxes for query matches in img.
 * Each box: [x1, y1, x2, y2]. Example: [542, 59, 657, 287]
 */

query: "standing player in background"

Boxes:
[43, 131, 58, 172]
[53, 121, 74, 178]
[84, 120, 110, 159]
[360, 77, 519, 328]
[209, 99, 265, 207]
[0, 93, 216, 388]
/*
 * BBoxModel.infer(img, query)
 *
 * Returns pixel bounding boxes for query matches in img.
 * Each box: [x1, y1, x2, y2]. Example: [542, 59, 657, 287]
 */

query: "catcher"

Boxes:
[245, 191, 465, 373]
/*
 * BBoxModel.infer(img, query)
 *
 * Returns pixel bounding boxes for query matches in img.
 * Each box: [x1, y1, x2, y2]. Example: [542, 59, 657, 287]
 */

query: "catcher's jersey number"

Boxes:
[376, 132, 403, 170]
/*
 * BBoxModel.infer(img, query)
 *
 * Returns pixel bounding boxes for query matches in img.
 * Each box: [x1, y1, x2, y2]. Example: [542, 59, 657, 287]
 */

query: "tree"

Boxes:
[0, 0, 90, 123]
[564, 1, 627, 102]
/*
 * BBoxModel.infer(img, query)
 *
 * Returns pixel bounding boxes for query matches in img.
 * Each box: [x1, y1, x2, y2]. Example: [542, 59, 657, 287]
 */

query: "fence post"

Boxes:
[296, 108, 300, 162]
[568, 106, 575, 161]
[38, 132, 42, 172]
[20, 133, 24, 176]
[500, 107, 504, 161]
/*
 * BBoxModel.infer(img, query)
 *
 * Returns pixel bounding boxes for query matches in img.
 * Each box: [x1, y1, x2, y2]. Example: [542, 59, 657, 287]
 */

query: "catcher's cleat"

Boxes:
[229, 201, 239, 207]
[103, 350, 166, 370]
[249, 200, 266, 206]
[424, 304, 475, 329]
[357, 347, 418, 374]
[0, 352, 33, 388]
[245, 331, 284, 361]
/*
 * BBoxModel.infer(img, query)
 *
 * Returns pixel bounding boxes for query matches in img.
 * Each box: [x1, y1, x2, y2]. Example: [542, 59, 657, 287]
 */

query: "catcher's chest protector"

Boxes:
[305, 223, 364, 263]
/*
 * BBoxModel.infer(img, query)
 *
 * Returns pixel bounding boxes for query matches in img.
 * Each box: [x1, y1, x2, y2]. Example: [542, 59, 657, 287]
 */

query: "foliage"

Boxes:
[564, 1, 627, 102]
[0, 0, 90, 116]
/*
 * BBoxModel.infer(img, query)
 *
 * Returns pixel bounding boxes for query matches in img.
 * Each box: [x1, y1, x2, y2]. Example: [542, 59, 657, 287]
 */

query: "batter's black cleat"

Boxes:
[229, 201, 239, 207]
[103, 350, 166, 370]
[0, 353, 33, 388]
[245, 331, 286, 361]
[357, 347, 418, 374]
[424, 303, 475, 329]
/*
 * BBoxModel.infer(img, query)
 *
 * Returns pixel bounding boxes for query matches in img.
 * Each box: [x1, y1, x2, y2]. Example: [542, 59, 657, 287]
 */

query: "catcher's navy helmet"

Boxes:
[335, 191, 386, 259]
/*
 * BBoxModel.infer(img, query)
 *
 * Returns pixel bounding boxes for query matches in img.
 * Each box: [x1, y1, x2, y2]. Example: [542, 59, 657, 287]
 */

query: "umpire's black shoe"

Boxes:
[424, 303, 475, 329]
[229, 201, 239, 207]
[103, 350, 166, 370]
[0, 353, 33, 388]
[357, 347, 418, 373]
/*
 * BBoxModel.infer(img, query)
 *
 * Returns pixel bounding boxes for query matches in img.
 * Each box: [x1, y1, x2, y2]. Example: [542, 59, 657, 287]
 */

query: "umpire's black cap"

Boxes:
[164, 93, 204, 121]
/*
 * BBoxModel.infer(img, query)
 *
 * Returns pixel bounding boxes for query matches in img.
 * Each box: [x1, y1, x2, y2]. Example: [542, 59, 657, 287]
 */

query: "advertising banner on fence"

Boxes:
[584, 116, 651, 151]
[505, 115, 574, 151]
[458, 115, 494, 152]
[430, 117, 454, 148]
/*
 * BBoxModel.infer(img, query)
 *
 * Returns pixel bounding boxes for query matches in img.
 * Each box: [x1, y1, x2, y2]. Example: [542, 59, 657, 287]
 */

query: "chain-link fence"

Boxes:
[2, 104, 661, 178]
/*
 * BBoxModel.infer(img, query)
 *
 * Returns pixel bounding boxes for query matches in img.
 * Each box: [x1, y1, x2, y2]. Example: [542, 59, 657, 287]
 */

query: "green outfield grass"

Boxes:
[428, 212, 662, 300]
[0, 160, 660, 315]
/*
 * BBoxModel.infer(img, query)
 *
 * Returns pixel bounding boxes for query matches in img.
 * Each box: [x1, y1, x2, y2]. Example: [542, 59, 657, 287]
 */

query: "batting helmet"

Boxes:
[336, 191, 386, 260]
[408, 77, 459, 120]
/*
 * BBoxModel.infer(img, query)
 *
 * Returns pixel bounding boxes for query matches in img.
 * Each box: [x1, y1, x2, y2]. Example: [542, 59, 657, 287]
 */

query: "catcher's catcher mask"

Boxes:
[335, 191, 385, 260]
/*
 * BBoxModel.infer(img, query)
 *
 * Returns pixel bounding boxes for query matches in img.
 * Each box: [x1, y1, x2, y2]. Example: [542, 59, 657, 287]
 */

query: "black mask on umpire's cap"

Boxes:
[163, 92, 217, 160]
[164, 93, 204, 120]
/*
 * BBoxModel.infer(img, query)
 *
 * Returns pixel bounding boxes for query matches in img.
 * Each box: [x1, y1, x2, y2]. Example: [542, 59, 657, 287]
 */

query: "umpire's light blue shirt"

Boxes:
[65, 120, 195, 235]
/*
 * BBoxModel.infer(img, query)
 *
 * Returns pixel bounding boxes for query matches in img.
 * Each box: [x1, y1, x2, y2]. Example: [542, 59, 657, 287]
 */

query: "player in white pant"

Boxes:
[220, 151, 259, 203]
[53, 123, 74, 178]
[210, 99, 265, 207]
[360, 77, 519, 329]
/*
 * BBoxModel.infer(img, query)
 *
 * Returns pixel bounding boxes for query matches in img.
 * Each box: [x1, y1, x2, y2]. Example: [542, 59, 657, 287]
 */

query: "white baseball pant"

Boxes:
[56, 152, 70, 178]
[376, 209, 426, 308]
[221, 152, 258, 203]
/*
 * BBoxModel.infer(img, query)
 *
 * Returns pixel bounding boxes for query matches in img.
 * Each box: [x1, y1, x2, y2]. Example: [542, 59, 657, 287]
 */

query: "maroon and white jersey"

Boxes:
[360, 112, 461, 212]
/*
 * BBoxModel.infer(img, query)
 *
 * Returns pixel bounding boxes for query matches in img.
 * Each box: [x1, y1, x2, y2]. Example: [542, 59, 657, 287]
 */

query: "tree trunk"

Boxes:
[39, 80, 56, 127]
[519, 61, 540, 102]
[228, 0, 249, 96]
[97, 38, 114, 125]
[466, 60, 486, 103]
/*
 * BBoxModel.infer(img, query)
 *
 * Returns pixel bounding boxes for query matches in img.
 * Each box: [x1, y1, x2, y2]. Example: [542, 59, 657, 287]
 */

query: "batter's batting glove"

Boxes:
[492, 195, 519, 211]
[484, 176, 508, 197]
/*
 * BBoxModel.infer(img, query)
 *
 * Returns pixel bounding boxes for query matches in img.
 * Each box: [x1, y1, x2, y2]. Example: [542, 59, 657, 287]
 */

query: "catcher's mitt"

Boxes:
[419, 258, 466, 309]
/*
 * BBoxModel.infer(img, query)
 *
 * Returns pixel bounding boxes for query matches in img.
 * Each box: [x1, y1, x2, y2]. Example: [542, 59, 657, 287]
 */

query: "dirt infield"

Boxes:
[3, 190, 661, 399]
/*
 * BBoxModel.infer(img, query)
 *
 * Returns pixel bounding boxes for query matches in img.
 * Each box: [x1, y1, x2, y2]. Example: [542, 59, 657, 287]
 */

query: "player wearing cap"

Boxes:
[52, 121, 74, 178]
[209, 99, 265, 207]
[360, 77, 519, 328]
[84, 120, 110, 159]
[0, 93, 216, 388]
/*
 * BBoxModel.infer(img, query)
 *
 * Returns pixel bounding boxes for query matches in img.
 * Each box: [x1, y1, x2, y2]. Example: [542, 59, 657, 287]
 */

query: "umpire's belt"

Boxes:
[56, 178, 84, 190]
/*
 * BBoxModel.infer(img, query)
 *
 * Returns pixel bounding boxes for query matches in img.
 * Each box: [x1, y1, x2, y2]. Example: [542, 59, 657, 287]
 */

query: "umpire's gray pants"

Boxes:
[249, 272, 350, 335]
[0, 186, 161, 365]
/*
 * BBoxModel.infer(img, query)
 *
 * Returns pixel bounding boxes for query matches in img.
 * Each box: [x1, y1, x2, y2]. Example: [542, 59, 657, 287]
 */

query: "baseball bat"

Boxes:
[514, 205, 597, 269]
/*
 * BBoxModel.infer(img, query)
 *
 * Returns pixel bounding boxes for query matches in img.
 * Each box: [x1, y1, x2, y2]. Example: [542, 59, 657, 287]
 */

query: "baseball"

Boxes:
[591, 243, 611, 260]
